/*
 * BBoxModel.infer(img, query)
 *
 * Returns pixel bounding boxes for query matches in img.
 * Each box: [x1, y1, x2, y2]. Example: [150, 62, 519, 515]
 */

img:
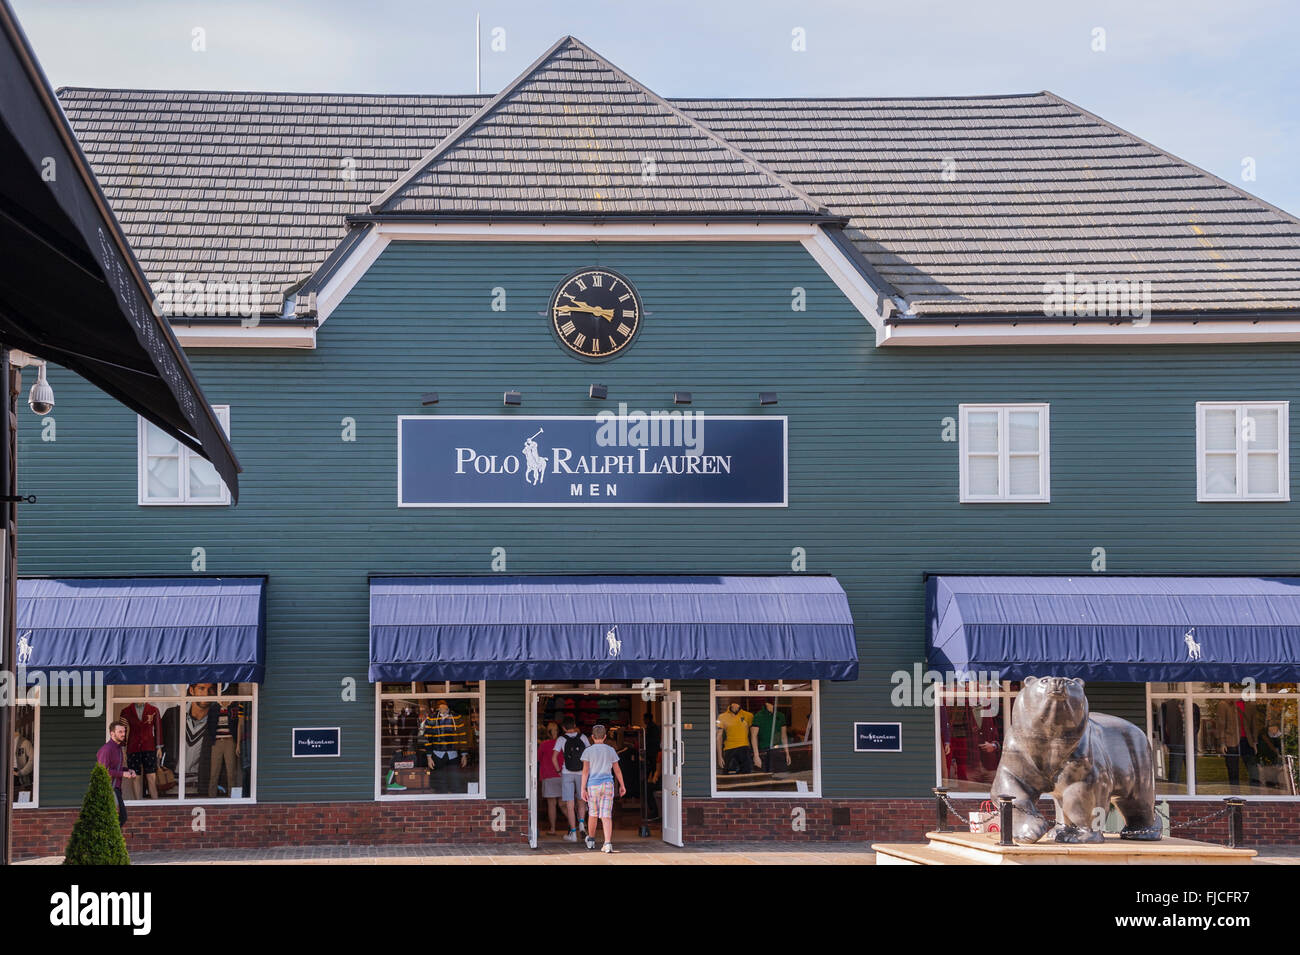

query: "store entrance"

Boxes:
[527, 681, 681, 849]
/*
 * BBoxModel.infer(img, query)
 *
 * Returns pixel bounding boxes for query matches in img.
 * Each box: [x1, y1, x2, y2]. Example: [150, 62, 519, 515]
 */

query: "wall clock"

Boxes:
[549, 267, 642, 360]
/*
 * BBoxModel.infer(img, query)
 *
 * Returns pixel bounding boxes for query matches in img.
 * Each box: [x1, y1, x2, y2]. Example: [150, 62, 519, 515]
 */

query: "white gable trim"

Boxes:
[173, 323, 317, 349]
[878, 319, 1300, 346]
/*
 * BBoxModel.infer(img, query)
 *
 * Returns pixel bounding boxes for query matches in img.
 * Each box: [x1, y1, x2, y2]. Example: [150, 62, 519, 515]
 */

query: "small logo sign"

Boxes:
[854, 722, 902, 753]
[1184, 628, 1202, 661]
[523, 429, 547, 486]
[292, 727, 341, 758]
[605, 625, 622, 658]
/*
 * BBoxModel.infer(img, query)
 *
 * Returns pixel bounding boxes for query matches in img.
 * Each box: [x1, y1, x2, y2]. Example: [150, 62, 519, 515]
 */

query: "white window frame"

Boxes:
[107, 683, 258, 804]
[374, 681, 485, 801]
[709, 679, 821, 799]
[1146, 683, 1300, 800]
[1195, 401, 1289, 502]
[12, 689, 39, 809]
[137, 405, 231, 505]
[958, 403, 1050, 503]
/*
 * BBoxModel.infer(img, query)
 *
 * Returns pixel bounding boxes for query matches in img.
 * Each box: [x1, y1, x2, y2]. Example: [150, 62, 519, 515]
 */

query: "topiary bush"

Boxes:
[63, 762, 130, 865]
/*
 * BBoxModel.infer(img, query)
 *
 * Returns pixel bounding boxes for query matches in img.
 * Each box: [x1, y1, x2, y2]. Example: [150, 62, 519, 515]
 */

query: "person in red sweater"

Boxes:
[95, 720, 137, 825]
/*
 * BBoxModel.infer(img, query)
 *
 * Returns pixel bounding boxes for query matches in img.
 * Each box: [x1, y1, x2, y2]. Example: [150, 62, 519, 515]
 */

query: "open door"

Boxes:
[661, 690, 684, 846]
[526, 687, 538, 848]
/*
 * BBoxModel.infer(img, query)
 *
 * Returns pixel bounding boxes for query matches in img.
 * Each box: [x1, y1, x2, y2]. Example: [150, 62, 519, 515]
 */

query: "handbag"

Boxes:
[968, 799, 1000, 833]
[155, 751, 178, 792]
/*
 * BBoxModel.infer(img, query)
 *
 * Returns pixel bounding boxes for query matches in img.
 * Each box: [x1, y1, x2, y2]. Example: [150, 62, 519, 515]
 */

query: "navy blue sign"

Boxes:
[399, 415, 787, 507]
[854, 722, 902, 753]
[292, 727, 341, 758]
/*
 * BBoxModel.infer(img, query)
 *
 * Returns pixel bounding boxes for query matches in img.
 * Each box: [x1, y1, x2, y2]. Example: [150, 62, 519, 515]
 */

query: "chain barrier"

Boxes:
[940, 792, 1235, 835]
[1167, 804, 1233, 831]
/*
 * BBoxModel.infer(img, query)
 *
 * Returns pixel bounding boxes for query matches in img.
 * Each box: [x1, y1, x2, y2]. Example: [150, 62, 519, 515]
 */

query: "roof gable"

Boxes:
[370, 36, 828, 218]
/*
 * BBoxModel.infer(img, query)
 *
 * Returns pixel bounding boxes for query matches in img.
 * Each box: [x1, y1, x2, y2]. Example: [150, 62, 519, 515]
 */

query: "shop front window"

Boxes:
[108, 683, 257, 802]
[711, 680, 818, 796]
[12, 693, 38, 807]
[377, 682, 483, 798]
[936, 681, 1017, 793]
[1150, 684, 1298, 797]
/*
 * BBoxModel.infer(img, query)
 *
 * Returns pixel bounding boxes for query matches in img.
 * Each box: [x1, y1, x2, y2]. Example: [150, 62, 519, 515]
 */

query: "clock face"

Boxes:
[549, 268, 642, 360]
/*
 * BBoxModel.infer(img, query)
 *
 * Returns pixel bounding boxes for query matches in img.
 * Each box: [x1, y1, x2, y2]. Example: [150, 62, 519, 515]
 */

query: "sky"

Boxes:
[12, 0, 1300, 215]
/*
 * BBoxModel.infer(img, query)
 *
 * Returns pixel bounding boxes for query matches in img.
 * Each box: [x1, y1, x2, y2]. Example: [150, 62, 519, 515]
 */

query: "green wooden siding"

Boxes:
[16, 240, 1300, 807]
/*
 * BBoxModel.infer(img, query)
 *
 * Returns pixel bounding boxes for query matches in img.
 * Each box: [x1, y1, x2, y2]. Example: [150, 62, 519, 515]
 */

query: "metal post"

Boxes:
[0, 347, 12, 865]
[932, 787, 951, 833]
[997, 794, 1014, 847]
[1225, 797, 1246, 848]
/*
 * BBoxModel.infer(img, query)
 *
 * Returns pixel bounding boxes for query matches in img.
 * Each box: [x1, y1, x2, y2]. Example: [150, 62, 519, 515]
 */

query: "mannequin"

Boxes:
[185, 684, 213, 795]
[420, 699, 468, 794]
[206, 692, 245, 797]
[751, 700, 791, 773]
[716, 700, 756, 775]
[121, 700, 162, 798]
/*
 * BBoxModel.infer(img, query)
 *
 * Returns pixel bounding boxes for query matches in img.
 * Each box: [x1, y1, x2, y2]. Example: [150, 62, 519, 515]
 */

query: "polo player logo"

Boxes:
[523, 428, 548, 486]
[1184, 628, 1202, 661]
[606, 625, 622, 658]
[17, 631, 33, 666]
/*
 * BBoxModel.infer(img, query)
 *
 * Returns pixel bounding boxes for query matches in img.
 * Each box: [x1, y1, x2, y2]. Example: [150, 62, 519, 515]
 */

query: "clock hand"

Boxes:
[557, 299, 615, 321]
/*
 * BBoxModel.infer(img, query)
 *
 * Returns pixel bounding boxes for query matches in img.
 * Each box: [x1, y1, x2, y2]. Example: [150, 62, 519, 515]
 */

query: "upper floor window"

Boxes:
[958, 404, 1050, 503]
[1196, 402, 1289, 502]
[138, 406, 230, 505]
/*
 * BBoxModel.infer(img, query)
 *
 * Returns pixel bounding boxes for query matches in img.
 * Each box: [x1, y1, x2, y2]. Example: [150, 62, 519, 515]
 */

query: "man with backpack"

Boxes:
[550, 716, 590, 842]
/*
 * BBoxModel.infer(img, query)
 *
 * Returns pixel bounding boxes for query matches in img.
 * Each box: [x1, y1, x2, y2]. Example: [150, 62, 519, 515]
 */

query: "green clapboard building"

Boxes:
[11, 36, 1300, 855]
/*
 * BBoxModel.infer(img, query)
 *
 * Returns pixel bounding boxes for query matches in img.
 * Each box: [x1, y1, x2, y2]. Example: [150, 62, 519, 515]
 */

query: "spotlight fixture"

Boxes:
[759, 392, 778, 406]
[420, 392, 439, 406]
[588, 384, 608, 400]
[673, 391, 692, 405]
[503, 390, 522, 407]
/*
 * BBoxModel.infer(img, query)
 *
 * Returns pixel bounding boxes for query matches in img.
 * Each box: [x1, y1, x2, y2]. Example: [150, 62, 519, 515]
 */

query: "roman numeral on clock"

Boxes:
[560, 320, 576, 336]
[572, 332, 586, 348]
[616, 323, 631, 337]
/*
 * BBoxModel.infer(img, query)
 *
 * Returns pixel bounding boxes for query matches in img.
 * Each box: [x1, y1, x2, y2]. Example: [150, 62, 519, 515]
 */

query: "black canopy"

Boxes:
[0, 0, 239, 498]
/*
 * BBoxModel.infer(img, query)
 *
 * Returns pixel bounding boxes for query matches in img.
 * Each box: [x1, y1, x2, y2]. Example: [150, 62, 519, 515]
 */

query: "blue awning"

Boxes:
[18, 577, 267, 683]
[928, 575, 1300, 682]
[369, 575, 858, 681]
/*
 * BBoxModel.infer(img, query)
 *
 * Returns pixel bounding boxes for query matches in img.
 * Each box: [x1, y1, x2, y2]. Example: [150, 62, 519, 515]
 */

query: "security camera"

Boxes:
[28, 362, 54, 415]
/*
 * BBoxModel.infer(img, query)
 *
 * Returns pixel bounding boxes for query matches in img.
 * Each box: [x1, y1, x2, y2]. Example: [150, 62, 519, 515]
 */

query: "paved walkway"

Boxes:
[18, 841, 1300, 865]
[19, 841, 875, 865]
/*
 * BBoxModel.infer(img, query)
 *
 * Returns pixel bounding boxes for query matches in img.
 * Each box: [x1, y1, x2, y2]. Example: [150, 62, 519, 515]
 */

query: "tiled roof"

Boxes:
[373, 37, 827, 219]
[680, 94, 1300, 314]
[57, 38, 1300, 319]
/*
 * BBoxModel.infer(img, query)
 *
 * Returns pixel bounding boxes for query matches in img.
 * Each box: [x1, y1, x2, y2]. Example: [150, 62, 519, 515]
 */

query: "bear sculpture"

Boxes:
[991, 676, 1163, 844]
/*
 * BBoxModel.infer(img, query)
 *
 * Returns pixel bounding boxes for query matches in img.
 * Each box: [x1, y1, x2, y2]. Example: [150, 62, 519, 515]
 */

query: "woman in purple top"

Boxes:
[95, 720, 136, 826]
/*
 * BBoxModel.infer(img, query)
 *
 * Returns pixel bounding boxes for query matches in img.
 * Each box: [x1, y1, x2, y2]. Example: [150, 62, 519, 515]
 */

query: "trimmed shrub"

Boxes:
[64, 762, 130, 865]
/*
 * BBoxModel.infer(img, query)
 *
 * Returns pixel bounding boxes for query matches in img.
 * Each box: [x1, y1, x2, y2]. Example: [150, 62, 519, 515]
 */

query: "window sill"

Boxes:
[137, 500, 231, 507]
[375, 792, 486, 801]
[122, 797, 256, 806]
[1196, 495, 1290, 503]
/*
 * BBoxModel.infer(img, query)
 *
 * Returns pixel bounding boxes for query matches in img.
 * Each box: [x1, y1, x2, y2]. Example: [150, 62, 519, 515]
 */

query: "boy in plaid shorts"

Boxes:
[580, 724, 626, 853]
